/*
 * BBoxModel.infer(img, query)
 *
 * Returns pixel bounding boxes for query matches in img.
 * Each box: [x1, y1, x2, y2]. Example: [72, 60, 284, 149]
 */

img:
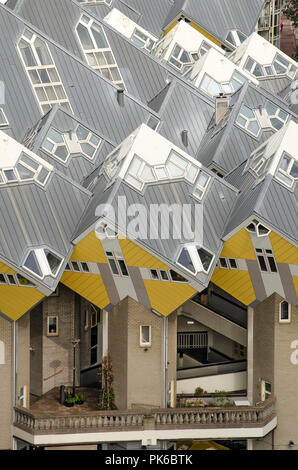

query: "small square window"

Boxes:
[47, 316, 58, 336]
[140, 325, 151, 347]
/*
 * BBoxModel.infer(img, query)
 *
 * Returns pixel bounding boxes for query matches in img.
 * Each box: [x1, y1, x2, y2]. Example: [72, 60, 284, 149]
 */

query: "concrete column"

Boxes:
[102, 310, 108, 357]
[247, 306, 254, 404]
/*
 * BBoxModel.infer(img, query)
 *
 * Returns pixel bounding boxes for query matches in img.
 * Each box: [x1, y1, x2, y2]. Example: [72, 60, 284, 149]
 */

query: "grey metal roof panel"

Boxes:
[15, 0, 173, 104]
[163, 0, 264, 42]
[259, 76, 292, 98]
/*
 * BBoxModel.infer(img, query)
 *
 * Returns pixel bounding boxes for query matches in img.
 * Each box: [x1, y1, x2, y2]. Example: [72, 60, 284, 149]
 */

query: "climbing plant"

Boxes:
[98, 354, 117, 410]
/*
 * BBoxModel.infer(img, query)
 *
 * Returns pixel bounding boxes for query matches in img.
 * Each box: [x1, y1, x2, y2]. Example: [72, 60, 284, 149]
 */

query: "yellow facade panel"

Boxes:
[190, 22, 222, 45]
[0, 261, 16, 274]
[293, 277, 298, 299]
[211, 268, 256, 306]
[221, 229, 256, 260]
[61, 271, 110, 309]
[270, 232, 298, 265]
[162, 20, 178, 37]
[71, 231, 107, 263]
[0, 286, 44, 321]
[119, 238, 170, 270]
[144, 280, 196, 317]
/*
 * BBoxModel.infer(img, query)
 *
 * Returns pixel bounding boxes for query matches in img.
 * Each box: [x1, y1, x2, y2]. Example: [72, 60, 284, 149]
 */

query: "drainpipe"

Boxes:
[12, 320, 17, 450]
[163, 317, 168, 408]
[271, 0, 275, 45]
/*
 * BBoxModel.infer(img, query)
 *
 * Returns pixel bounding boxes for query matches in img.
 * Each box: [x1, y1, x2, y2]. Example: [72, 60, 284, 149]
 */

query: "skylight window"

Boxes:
[272, 53, 297, 78]
[244, 56, 264, 77]
[147, 115, 160, 131]
[265, 102, 288, 131]
[176, 245, 214, 275]
[0, 108, 8, 127]
[76, 16, 125, 88]
[226, 30, 247, 48]
[0, 152, 50, 187]
[275, 154, 298, 188]
[236, 105, 260, 137]
[131, 28, 155, 51]
[230, 71, 246, 91]
[23, 248, 64, 279]
[43, 128, 70, 162]
[193, 170, 211, 200]
[169, 44, 192, 71]
[246, 219, 270, 237]
[76, 125, 102, 159]
[200, 74, 234, 97]
[18, 29, 72, 114]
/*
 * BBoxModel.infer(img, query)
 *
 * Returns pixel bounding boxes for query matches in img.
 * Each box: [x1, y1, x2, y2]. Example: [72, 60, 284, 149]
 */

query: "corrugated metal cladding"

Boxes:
[164, 0, 264, 40]
[0, 5, 156, 146]
[258, 179, 298, 245]
[259, 77, 292, 97]
[16, 0, 171, 104]
[0, 172, 91, 270]
[157, 80, 215, 157]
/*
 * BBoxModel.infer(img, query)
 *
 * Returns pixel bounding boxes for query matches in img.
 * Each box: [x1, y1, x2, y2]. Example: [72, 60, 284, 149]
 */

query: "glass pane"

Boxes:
[20, 154, 39, 170]
[241, 105, 254, 119]
[265, 101, 277, 116]
[76, 125, 89, 141]
[91, 23, 109, 49]
[270, 118, 283, 130]
[253, 63, 263, 77]
[90, 134, 101, 146]
[8, 274, 16, 285]
[268, 256, 277, 273]
[155, 167, 168, 180]
[273, 61, 286, 74]
[19, 40, 37, 67]
[108, 258, 119, 275]
[219, 258, 228, 268]
[209, 80, 221, 95]
[35, 87, 47, 102]
[24, 251, 42, 276]
[257, 255, 267, 272]
[0, 274, 6, 284]
[264, 66, 274, 76]
[110, 67, 121, 82]
[39, 69, 50, 84]
[104, 51, 114, 65]
[81, 262, 89, 272]
[278, 109, 287, 121]
[72, 261, 80, 271]
[37, 168, 50, 184]
[77, 23, 94, 50]
[226, 32, 235, 46]
[247, 120, 260, 135]
[279, 156, 291, 171]
[201, 74, 211, 91]
[276, 54, 290, 68]
[169, 152, 187, 169]
[160, 270, 169, 281]
[28, 70, 40, 84]
[197, 248, 213, 272]
[237, 116, 246, 127]
[150, 269, 159, 280]
[276, 170, 292, 186]
[170, 270, 187, 282]
[54, 85, 66, 100]
[177, 248, 196, 273]
[244, 57, 254, 72]
[229, 259, 237, 269]
[172, 45, 181, 59]
[246, 223, 256, 232]
[81, 142, 95, 157]
[48, 317, 57, 334]
[166, 161, 185, 177]
[141, 326, 150, 344]
[34, 38, 52, 65]
[16, 164, 34, 180]
[186, 165, 198, 183]
[197, 171, 209, 188]
[45, 250, 62, 275]
[258, 225, 269, 235]
[140, 164, 155, 182]
[48, 68, 59, 82]
[280, 301, 289, 320]
[290, 162, 298, 178]
[118, 260, 129, 276]
[45, 86, 56, 101]
[4, 169, 17, 181]
[54, 145, 69, 161]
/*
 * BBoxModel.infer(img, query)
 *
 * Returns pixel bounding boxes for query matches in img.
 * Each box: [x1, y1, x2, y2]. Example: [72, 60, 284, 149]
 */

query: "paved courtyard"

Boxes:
[30, 387, 100, 415]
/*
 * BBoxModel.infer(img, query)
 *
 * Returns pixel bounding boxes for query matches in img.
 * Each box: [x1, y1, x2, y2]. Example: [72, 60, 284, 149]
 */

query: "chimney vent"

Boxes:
[117, 88, 124, 106]
[215, 95, 229, 126]
[181, 129, 188, 147]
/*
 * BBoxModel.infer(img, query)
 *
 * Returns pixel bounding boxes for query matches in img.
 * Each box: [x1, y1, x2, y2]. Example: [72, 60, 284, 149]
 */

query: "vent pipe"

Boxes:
[117, 88, 124, 107]
[181, 129, 188, 147]
[215, 93, 229, 125]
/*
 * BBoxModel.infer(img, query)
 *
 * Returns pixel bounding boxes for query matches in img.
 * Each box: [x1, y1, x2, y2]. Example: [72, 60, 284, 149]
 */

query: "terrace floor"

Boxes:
[30, 387, 100, 415]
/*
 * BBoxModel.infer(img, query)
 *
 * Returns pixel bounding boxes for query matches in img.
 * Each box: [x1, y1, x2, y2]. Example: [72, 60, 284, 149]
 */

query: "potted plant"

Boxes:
[64, 396, 75, 408]
[76, 393, 85, 405]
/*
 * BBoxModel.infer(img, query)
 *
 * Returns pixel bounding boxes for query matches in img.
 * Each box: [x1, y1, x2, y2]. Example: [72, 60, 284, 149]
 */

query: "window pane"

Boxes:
[16, 164, 34, 180]
[45, 250, 62, 275]
[170, 270, 187, 282]
[247, 120, 259, 135]
[150, 269, 159, 280]
[108, 258, 119, 275]
[177, 248, 196, 273]
[91, 23, 109, 49]
[118, 260, 129, 276]
[141, 326, 150, 344]
[219, 258, 228, 268]
[24, 251, 42, 277]
[77, 23, 94, 50]
[280, 301, 289, 320]
[268, 256, 277, 273]
[34, 38, 52, 66]
[197, 248, 213, 272]
[257, 255, 267, 271]
[19, 40, 37, 67]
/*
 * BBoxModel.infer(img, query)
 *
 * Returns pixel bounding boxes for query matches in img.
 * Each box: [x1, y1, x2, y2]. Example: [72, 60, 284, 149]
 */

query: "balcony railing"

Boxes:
[177, 331, 208, 349]
[14, 397, 276, 436]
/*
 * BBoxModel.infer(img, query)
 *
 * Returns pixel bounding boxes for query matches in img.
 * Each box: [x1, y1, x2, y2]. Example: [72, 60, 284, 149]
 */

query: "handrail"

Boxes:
[13, 397, 276, 435]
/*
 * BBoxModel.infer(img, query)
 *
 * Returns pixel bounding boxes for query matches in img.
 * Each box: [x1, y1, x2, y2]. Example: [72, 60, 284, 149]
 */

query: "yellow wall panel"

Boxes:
[270, 232, 298, 265]
[211, 268, 256, 306]
[119, 238, 170, 270]
[162, 20, 178, 37]
[190, 22, 222, 45]
[221, 229, 256, 260]
[71, 231, 107, 263]
[144, 280, 196, 317]
[0, 286, 44, 321]
[0, 261, 16, 274]
[61, 271, 109, 309]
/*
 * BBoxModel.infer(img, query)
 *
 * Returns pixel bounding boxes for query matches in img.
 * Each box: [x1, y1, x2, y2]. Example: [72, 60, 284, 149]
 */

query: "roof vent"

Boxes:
[117, 88, 124, 107]
[215, 94, 229, 126]
[181, 130, 188, 147]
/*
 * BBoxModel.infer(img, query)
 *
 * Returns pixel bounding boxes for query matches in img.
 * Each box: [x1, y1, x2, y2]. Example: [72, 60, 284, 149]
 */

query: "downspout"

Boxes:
[271, 0, 275, 45]
[163, 317, 168, 408]
[12, 320, 17, 450]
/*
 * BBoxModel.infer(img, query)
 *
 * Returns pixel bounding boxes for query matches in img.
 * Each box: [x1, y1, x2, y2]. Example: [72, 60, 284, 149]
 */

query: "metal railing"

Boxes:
[177, 332, 208, 349]
[14, 397, 276, 435]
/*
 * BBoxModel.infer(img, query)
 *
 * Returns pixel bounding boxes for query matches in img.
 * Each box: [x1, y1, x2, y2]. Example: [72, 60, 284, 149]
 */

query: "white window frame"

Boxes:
[168, 44, 192, 71]
[75, 124, 102, 160]
[23, 248, 64, 280]
[17, 29, 72, 114]
[76, 15, 125, 88]
[149, 269, 169, 281]
[236, 105, 261, 137]
[275, 154, 298, 189]
[192, 169, 211, 201]
[279, 300, 291, 323]
[261, 380, 271, 401]
[218, 257, 238, 269]
[140, 325, 151, 347]
[246, 220, 271, 237]
[0, 108, 8, 127]
[131, 28, 155, 51]
[0, 272, 35, 287]
[255, 248, 278, 273]
[106, 251, 129, 277]
[65, 260, 90, 273]
[42, 127, 70, 163]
